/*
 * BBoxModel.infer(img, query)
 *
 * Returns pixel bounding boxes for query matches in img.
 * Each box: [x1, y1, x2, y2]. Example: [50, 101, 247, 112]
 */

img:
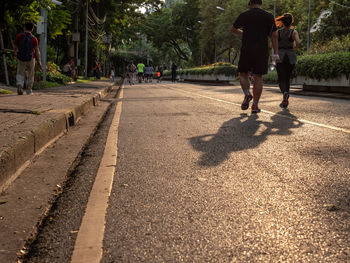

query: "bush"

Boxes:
[47, 71, 72, 84]
[35, 69, 72, 84]
[311, 35, 350, 54]
[293, 52, 350, 80]
[263, 71, 278, 84]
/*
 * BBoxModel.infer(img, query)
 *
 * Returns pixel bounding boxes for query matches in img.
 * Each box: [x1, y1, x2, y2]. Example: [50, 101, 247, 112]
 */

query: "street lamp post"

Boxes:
[39, 0, 62, 81]
[197, 21, 203, 65]
[214, 6, 225, 63]
[85, 0, 89, 78]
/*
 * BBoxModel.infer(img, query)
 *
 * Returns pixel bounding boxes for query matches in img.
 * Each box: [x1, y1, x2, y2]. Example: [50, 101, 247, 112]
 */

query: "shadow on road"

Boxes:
[189, 110, 303, 167]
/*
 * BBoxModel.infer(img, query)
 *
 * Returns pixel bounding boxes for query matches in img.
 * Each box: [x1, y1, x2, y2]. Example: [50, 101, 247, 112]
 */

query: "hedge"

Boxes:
[263, 71, 278, 84]
[164, 62, 238, 77]
[163, 52, 350, 82]
[293, 51, 350, 80]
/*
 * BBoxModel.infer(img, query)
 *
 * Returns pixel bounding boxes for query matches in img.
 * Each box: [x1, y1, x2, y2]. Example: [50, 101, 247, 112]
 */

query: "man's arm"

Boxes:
[271, 31, 278, 54]
[231, 25, 243, 37]
[271, 30, 280, 62]
[34, 46, 43, 70]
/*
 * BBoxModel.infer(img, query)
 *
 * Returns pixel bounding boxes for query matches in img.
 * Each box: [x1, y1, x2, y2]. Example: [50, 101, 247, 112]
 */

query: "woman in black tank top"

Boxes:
[275, 13, 301, 108]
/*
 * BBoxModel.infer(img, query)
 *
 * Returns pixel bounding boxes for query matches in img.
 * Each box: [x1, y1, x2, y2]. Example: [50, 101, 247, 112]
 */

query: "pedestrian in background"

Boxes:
[171, 62, 177, 82]
[275, 13, 301, 108]
[14, 22, 42, 95]
[93, 59, 102, 80]
[110, 67, 115, 82]
[231, 0, 279, 113]
[137, 61, 145, 83]
[126, 61, 136, 85]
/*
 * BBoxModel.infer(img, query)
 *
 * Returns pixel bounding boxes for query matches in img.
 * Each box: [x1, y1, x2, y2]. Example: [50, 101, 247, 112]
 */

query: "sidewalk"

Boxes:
[0, 80, 115, 191]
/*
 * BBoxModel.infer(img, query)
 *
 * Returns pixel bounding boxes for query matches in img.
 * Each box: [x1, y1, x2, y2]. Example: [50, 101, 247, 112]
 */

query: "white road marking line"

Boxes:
[71, 87, 124, 263]
[169, 86, 350, 134]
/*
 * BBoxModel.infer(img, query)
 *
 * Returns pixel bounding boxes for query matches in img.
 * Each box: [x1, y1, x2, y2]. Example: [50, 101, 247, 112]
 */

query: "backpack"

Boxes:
[17, 33, 34, 61]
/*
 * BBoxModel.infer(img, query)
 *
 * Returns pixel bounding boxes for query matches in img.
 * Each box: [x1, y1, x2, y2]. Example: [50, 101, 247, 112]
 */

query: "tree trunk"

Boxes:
[0, 30, 10, 85]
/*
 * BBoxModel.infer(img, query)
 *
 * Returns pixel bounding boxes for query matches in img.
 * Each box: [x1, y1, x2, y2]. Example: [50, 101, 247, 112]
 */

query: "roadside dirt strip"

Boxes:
[0, 83, 121, 263]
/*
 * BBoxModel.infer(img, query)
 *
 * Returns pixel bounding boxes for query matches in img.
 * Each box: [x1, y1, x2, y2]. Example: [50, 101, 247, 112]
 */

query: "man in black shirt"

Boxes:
[231, 0, 279, 113]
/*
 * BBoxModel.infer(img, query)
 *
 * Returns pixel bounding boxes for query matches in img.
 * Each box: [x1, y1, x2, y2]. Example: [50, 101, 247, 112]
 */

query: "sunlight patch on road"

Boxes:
[168, 86, 350, 134]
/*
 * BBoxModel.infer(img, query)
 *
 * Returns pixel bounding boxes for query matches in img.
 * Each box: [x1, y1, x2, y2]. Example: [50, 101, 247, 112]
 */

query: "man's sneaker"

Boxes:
[26, 89, 33, 95]
[241, 93, 253, 110]
[251, 104, 261, 114]
[17, 85, 23, 95]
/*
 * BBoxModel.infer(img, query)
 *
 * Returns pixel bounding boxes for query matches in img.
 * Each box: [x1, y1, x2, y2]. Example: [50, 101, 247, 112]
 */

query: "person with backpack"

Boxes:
[275, 13, 301, 108]
[14, 22, 42, 95]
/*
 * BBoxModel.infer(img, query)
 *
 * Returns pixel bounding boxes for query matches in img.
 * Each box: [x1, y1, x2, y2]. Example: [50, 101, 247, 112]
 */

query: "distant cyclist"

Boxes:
[275, 13, 301, 108]
[137, 62, 145, 83]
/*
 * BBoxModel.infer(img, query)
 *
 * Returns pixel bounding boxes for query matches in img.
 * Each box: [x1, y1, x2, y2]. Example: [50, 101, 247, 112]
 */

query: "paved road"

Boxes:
[25, 82, 350, 262]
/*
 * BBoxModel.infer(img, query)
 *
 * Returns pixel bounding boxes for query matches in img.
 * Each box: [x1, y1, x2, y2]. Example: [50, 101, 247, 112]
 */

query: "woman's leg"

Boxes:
[276, 61, 287, 94]
[285, 63, 295, 93]
[277, 55, 290, 93]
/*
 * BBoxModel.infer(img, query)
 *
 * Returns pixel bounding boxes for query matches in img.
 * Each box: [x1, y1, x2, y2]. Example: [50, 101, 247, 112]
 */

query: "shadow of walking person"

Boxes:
[268, 109, 303, 136]
[189, 114, 270, 167]
[189, 110, 303, 167]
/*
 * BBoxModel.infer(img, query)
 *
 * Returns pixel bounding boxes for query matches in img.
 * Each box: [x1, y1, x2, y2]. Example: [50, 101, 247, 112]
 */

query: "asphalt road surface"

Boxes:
[25, 82, 350, 262]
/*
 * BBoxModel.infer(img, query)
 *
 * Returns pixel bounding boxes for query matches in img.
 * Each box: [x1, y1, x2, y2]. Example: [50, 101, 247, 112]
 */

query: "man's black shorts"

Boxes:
[238, 49, 269, 75]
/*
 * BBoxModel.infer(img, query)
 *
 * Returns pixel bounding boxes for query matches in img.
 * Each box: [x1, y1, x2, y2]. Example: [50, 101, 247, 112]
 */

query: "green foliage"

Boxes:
[310, 35, 350, 54]
[46, 71, 72, 84]
[293, 52, 350, 80]
[263, 71, 278, 84]
[35, 67, 72, 84]
[0, 89, 12, 94]
[47, 5, 72, 40]
[0, 52, 17, 86]
[143, 0, 200, 62]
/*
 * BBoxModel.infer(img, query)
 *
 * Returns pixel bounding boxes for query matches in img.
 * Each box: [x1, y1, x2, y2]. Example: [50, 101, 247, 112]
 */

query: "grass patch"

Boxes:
[76, 76, 95, 83]
[33, 81, 61, 90]
[0, 89, 12, 94]
[75, 76, 109, 83]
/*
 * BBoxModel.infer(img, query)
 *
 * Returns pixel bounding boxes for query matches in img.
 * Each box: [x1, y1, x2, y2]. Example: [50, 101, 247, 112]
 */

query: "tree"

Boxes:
[142, 0, 200, 63]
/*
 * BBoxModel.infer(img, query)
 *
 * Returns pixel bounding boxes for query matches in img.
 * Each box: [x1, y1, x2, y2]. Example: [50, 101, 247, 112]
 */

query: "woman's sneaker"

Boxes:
[280, 92, 289, 108]
[251, 104, 261, 113]
[241, 93, 253, 110]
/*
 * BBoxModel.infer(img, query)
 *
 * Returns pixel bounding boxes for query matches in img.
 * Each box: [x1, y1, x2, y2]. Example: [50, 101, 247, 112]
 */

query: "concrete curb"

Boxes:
[0, 84, 113, 193]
